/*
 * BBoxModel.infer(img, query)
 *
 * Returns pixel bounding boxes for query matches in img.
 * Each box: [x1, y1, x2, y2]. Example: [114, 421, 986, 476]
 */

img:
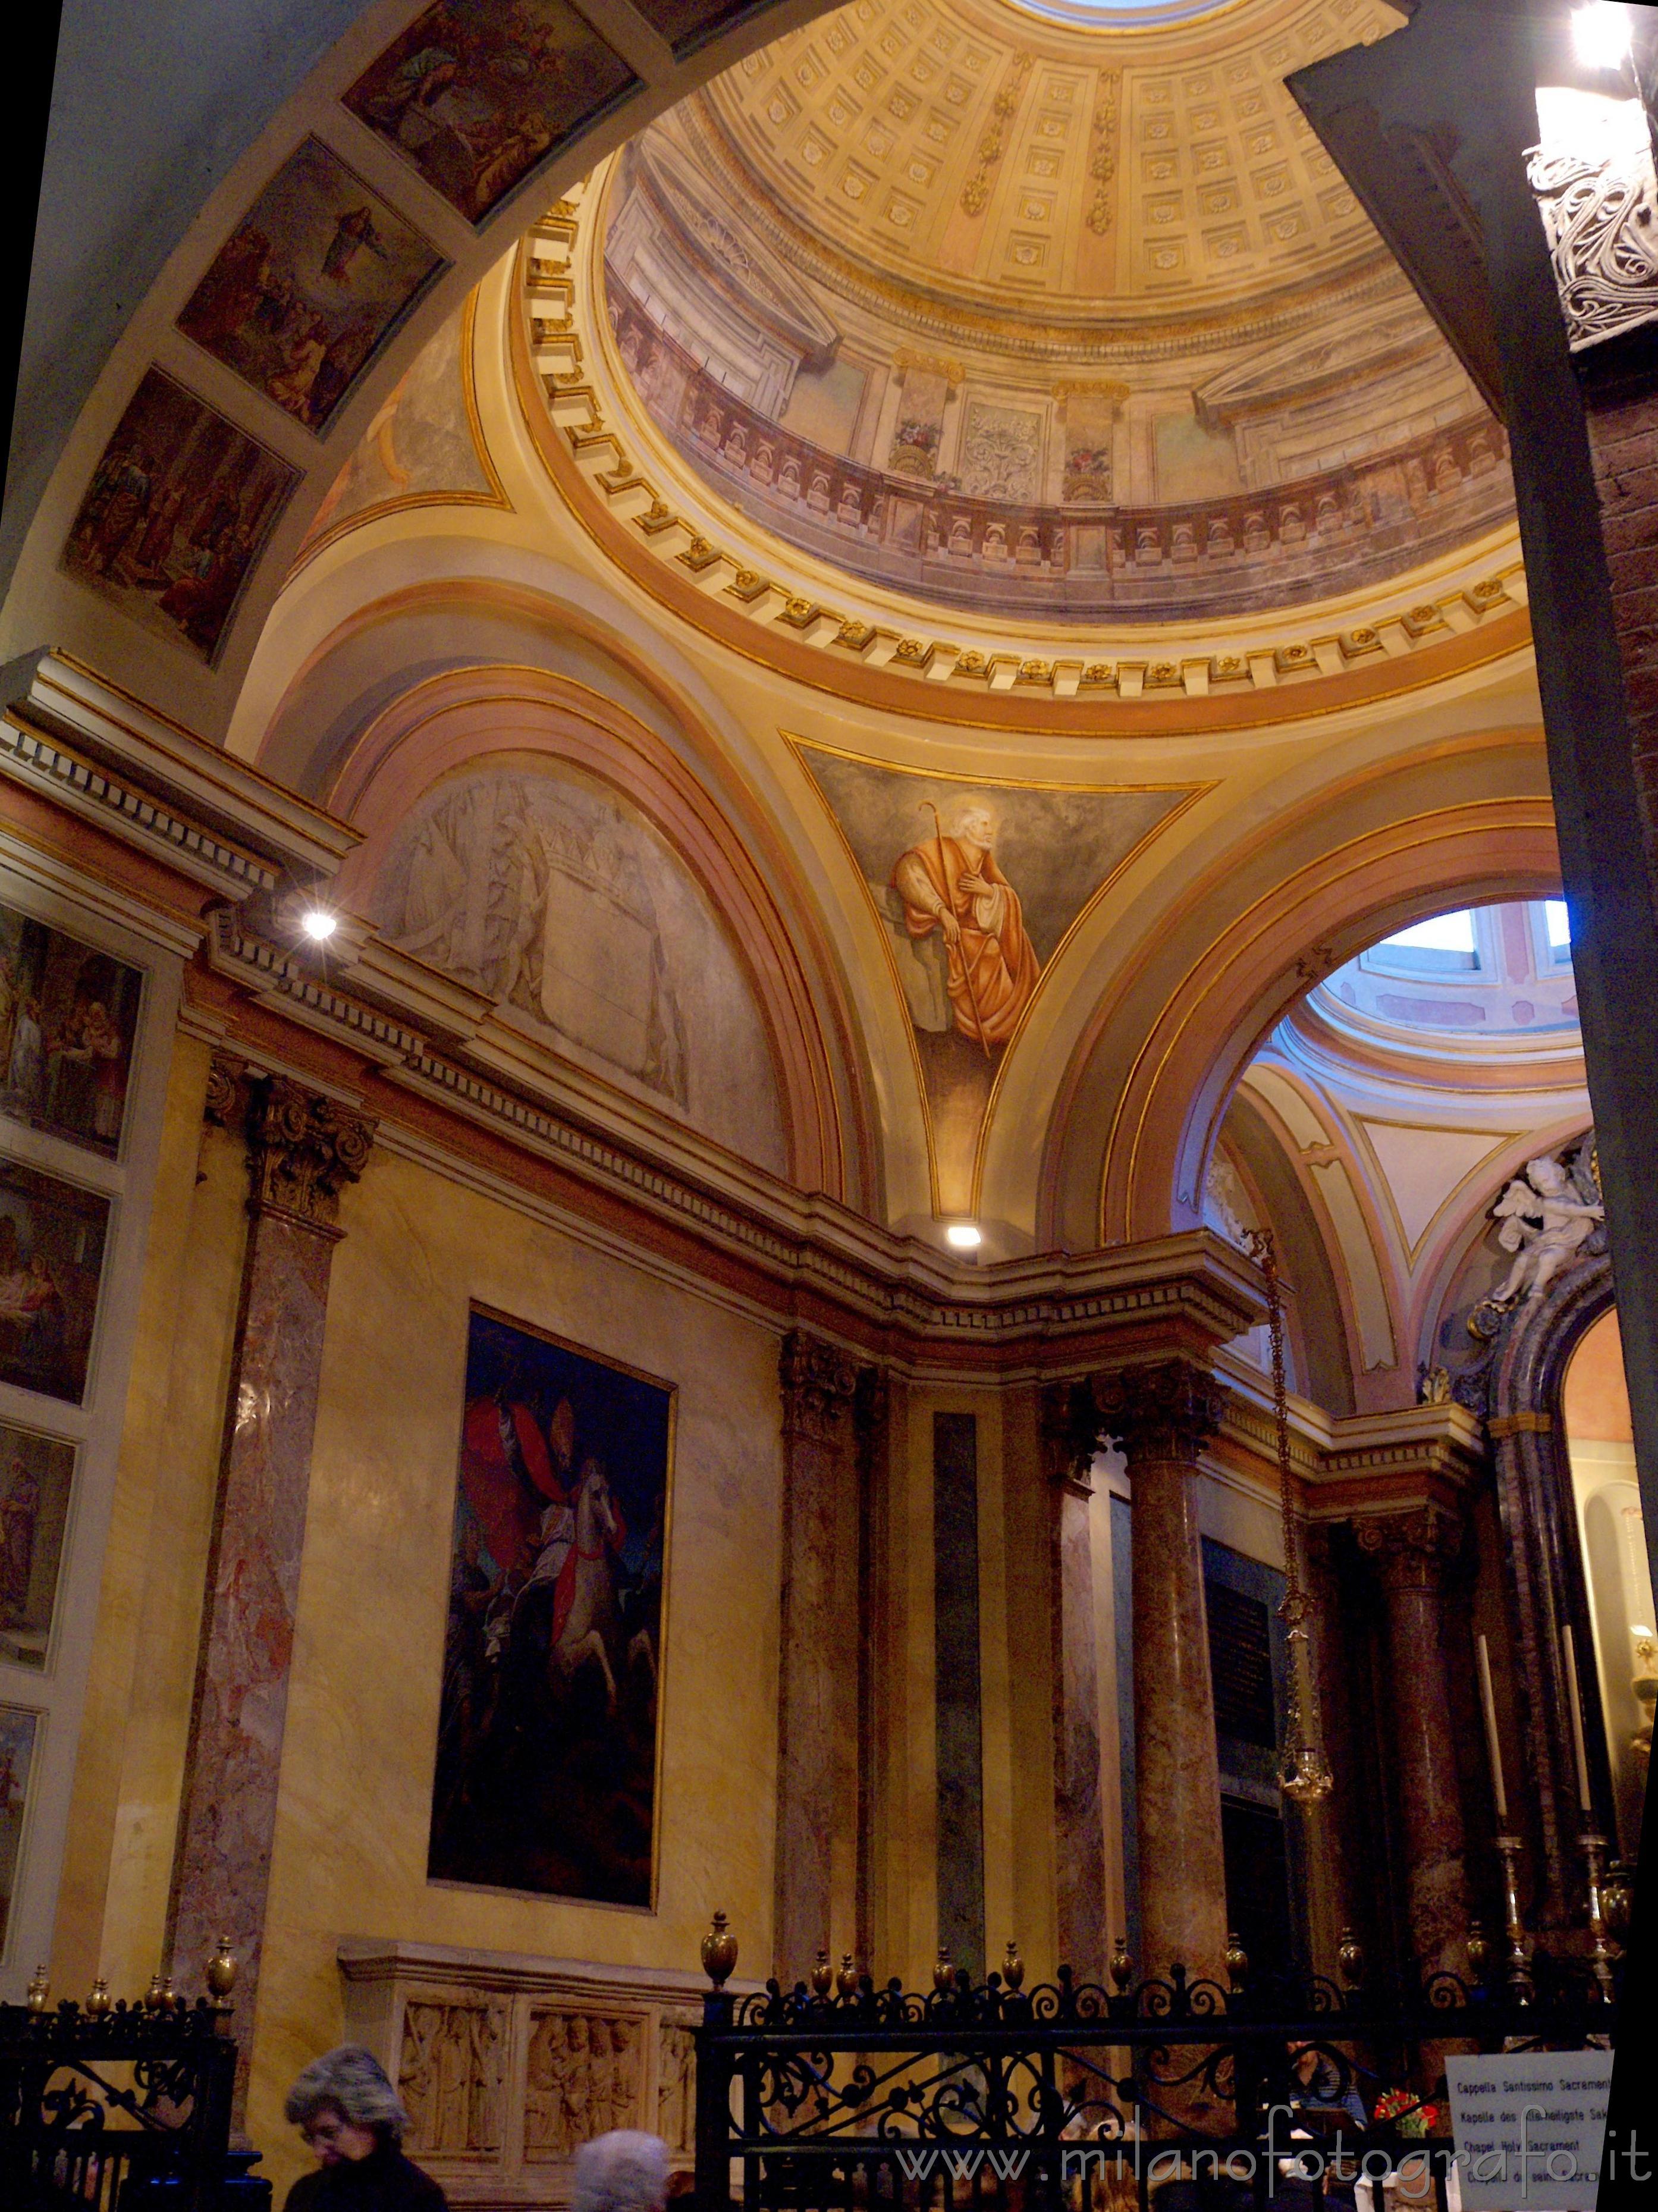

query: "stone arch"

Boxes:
[1039, 758, 1561, 1252]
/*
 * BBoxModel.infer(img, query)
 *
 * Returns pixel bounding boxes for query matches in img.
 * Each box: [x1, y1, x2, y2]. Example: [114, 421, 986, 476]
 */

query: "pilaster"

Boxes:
[170, 1058, 376, 2116]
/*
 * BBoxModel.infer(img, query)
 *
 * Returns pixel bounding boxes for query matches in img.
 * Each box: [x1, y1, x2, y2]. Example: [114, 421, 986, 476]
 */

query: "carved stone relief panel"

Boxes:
[398, 1998, 507, 2160]
[656, 2015, 698, 2157]
[341, 1941, 745, 2205]
[524, 2010, 647, 2159]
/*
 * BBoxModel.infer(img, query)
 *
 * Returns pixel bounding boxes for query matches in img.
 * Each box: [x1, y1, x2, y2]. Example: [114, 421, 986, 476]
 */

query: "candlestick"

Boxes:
[1579, 1832, 1616, 2002]
[1493, 1834, 1533, 2004]
[1562, 1624, 1594, 1815]
[1477, 1632, 1508, 1822]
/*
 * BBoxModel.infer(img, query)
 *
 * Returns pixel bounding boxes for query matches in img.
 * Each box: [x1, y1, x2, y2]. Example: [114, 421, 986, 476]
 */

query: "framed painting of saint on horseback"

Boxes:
[428, 1304, 675, 1906]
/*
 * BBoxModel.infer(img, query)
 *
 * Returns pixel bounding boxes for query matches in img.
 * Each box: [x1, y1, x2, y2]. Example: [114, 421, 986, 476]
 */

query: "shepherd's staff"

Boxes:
[921, 801, 994, 1060]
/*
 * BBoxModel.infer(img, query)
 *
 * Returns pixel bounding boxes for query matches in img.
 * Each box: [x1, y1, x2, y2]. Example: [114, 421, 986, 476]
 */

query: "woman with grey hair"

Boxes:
[571, 2132, 670, 2212]
[282, 2045, 446, 2210]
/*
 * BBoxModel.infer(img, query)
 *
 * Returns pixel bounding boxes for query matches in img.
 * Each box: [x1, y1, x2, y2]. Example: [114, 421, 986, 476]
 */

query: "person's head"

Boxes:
[953, 804, 996, 856]
[571, 2132, 670, 2212]
[1528, 1155, 1568, 1193]
[285, 2046, 409, 2166]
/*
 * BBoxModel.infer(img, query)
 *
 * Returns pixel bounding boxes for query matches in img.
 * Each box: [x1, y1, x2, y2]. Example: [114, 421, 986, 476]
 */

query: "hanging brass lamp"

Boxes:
[1249, 1229, 1334, 1805]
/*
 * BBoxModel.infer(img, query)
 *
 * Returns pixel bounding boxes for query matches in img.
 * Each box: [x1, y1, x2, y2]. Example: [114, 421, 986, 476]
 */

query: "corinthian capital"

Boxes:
[1092, 1357, 1224, 1466]
[1354, 1504, 1463, 1590]
[244, 1075, 376, 1232]
[779, 1330, 860, 1445]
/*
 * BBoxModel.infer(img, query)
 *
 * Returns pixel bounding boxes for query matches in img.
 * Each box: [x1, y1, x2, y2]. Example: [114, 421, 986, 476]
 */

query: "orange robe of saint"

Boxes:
[891, 836, 1040, 1050]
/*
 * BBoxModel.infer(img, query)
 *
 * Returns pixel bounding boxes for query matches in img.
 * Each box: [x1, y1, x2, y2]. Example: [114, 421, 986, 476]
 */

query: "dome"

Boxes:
[592, 0, 1514, 626]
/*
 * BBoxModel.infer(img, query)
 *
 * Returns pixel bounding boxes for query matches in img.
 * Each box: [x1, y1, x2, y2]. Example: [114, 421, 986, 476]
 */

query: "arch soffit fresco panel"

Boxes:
[325, 659, 869, 1204]
[0, 0, 846, 741]
[1038, 758, 1562, 1251]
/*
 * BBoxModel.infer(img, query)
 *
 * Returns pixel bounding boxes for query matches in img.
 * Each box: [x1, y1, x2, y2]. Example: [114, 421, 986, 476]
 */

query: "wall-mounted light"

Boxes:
[300, 908, 338, 942]
[1574, 1, 1631, 70]
[944, 1222, 982, 1250]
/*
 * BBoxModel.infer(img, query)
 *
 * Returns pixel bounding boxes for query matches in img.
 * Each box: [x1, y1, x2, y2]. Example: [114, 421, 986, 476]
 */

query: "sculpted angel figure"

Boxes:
[1490, 1154, 1603, 1304]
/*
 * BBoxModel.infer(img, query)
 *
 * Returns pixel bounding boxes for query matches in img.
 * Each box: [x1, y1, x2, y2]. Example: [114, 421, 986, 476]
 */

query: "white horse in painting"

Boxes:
[551, 1460, 655, 1710]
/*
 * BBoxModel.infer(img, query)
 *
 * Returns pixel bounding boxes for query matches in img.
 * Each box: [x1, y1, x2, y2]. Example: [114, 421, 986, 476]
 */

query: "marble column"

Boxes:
[1042, 1381, 1107, 1984]
[775, 1329, 860, 1982]
[1094, 1358, 1229, 1981]
[171, 1061, 375, 2106]
[1355, 1505, 1471, 1977]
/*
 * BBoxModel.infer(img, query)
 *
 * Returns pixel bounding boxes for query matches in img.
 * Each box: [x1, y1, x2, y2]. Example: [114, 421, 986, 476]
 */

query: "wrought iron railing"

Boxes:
[692, 1934, 1618, 2212]
[0, 1993, 240, 2211]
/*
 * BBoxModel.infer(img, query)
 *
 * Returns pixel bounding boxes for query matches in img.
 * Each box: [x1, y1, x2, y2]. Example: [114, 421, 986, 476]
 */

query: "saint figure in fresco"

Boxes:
[890, 802, 1040, 1052]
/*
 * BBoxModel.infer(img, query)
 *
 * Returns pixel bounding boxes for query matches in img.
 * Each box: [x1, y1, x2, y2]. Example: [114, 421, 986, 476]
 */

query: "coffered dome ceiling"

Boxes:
[591, 0, 1516, 624]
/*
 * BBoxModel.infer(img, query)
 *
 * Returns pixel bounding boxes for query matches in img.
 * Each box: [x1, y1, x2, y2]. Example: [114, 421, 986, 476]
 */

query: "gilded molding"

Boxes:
[0, 712, 278, 901]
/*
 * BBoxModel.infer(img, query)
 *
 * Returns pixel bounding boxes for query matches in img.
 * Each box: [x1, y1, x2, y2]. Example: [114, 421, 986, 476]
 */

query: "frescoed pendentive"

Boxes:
[345, 0, 636, 225]
[0, 902, 142, 1159]
[299, 300, 503, 553]
[61, 369, 299, 664]
[0, 1161, 111, 1406]
[796, 743, 1198, 1212]
[0, 1705, 40, 1953]
[177, 137, 446, 434]
[429, 1307, 673, 1907]
[0, 1426, 76, 1671]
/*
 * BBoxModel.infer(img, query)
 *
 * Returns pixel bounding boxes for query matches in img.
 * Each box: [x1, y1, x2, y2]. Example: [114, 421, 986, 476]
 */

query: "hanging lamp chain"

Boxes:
[1246, 1226, 1334, 1805]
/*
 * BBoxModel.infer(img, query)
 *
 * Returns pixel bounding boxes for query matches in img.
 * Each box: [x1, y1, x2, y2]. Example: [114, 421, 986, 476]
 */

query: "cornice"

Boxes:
[209, 903, 1268, 1353]
[1, 650, 359, 896]
[517, 191, 1534, 726]
[1213, 1361, 1487, 1513]
[10, 650, 1258, 1360]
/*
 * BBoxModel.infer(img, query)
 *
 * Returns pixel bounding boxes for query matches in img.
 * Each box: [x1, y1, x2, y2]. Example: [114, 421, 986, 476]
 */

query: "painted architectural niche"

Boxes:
[795, 742, 1197, 1213]
[371, 759, 787, 1176]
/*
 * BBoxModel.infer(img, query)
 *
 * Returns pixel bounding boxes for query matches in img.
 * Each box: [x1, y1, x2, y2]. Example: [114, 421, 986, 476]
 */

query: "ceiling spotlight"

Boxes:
[300, 908, 338, 942]
[945, 1222, 982, 1250]
[1573, 2, 1630, 69]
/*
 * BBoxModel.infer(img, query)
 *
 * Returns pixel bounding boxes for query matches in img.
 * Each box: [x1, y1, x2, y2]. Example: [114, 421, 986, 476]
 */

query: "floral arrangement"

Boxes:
[1373, 2088, 1443, 2138]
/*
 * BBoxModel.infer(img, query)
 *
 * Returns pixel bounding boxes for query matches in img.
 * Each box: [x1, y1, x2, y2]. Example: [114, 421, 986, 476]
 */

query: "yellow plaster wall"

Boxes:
[246, 1141, 786, 2192]
[51, 1032, 249, 1994]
